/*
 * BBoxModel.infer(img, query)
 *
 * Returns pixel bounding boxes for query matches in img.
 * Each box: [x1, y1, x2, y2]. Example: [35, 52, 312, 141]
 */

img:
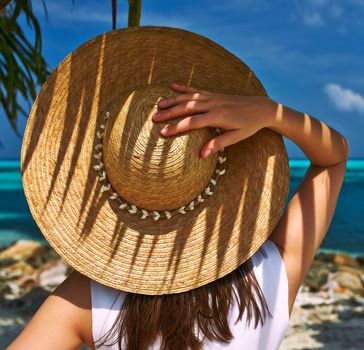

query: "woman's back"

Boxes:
[91, 239, 289, 350]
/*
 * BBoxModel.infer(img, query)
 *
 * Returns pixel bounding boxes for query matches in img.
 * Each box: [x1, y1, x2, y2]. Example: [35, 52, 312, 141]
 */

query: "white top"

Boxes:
[91, 239, 290, 349]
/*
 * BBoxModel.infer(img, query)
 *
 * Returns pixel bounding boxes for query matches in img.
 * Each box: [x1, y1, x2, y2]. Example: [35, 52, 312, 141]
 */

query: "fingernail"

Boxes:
[153, 113, 161, 121]
[203, 149, 212, 158]
[161, 127, 168, 134]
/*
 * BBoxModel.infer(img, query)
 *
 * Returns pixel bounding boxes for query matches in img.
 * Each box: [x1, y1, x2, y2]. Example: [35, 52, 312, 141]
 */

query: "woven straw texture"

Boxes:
[20, 26, 290, 295]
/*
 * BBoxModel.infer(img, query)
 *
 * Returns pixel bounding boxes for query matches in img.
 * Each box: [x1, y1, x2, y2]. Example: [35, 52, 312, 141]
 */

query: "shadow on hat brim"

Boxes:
[20, 26, 290, 295]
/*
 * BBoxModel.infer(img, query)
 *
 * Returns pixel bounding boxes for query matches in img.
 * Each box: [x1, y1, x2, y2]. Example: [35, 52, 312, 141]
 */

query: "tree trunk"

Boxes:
[128, 0, 141, 27]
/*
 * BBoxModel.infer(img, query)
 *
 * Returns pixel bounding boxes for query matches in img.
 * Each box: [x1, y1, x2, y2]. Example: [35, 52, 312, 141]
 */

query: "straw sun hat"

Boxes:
[20, 26, 290, 295]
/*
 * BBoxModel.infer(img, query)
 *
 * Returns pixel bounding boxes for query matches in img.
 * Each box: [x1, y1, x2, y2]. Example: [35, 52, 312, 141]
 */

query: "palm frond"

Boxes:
[0, 0, 50, 147]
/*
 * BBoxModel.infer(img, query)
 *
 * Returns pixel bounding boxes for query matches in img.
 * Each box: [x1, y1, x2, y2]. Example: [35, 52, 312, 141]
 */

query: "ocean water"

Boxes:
[0, 159, 363, 255]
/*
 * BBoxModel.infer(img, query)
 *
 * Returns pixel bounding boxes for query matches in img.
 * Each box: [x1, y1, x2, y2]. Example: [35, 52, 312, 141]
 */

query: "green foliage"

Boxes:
[0, 0, 51, 146]
[0, 0, 142, 147]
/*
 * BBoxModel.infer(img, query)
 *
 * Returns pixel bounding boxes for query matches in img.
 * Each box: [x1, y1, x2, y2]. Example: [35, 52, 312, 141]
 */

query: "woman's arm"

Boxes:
[266, 102, 349, 166]
[265, 102, 349, 315]
[154, 82, 350, 317]
[6, 270, 93, 350]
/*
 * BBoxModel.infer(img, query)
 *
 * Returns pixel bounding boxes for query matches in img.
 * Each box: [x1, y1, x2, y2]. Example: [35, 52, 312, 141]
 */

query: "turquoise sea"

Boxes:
[0, 159, 363, 255]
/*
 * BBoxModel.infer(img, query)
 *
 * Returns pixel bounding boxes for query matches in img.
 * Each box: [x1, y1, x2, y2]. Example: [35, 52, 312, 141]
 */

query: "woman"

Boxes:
[7, 82, 349, 350]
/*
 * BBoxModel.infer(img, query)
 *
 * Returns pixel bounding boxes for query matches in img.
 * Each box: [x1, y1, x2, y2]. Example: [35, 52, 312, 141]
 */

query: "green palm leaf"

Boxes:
[0, 0, 50, 147]
[0, 0, 142, 148]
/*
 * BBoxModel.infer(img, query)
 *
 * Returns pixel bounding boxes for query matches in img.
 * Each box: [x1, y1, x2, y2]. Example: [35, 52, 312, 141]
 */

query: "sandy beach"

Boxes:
[1, 240, 363, 349]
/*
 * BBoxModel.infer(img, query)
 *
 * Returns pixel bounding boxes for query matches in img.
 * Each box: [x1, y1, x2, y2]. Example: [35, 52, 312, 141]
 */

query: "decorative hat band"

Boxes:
[92, 111, 227, 221]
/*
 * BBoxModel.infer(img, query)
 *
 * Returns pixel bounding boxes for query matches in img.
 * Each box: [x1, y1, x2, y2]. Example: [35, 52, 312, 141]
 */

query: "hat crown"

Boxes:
[103, 84, 217, 211]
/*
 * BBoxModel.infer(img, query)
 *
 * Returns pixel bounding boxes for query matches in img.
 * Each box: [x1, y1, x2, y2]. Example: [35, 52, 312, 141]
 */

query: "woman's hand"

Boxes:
[152, 82, 276, 159]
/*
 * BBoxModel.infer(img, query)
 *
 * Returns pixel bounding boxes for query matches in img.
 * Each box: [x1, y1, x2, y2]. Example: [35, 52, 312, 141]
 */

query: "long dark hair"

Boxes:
[94, 257, 272, 350]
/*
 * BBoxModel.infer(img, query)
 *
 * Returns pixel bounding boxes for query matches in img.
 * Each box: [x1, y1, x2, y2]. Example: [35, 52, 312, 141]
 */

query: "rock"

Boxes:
[333, 253, 360, 268]
[337, 265, 364, 276]
[0, 240, 44, 262]
[334, 271, 363, 293]
[17, 275, 37, 290]
[356, 255, 364, 266]
[303, 260, 333, 292]
[0, 256, 17, 268]
[338, 308, 354, 320]
[333, 286, 351, 295]
[0, 281, 11, 298]
[0, 286, 50, 314]
[280, 288, 364, 350]
[5, 281, 21, 299]
[0, 261, 35, 281]
[322, 277, 341, 292]
[25, 245, 61, 269]
[315, 251, 334, 263]
[38, 260, 68, 292]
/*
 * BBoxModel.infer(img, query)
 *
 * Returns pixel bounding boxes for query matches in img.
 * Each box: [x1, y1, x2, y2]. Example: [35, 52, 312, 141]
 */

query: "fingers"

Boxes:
[153, 100, 210, 122]
[158, 92, 209, 109]
[170, 82, 213, 95]
[160, 113, 212, 136]
[200, 129, 243, 159]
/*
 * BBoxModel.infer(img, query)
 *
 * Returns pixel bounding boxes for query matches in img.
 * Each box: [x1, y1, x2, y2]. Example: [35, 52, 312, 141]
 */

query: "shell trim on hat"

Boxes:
[93, 111, 227, 220]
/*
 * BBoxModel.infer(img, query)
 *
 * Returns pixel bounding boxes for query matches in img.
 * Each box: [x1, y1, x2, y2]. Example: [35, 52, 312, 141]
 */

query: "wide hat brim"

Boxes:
[20, 26, 290, 295]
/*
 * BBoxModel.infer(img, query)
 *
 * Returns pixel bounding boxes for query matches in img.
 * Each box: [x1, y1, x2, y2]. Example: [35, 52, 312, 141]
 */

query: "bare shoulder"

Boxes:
[269, 159, 348, 316]
[53, 268, 91, 308]
[6, 268, 94, 350]
[52, 269, 94, 350]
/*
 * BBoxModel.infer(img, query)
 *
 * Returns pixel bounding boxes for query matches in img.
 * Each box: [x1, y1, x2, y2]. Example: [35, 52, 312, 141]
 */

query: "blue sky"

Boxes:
[1, 0, 363, 158]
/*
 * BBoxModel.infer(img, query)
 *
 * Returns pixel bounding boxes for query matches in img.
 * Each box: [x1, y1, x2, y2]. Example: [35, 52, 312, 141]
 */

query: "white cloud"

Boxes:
[329, 3, 343, 19]
[302, 11, 325, 26]
[208, 0, 270, 13]
[306, 0, 329, 7]
[324, 83, 364, 114]
[293, 0, 360, 29]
